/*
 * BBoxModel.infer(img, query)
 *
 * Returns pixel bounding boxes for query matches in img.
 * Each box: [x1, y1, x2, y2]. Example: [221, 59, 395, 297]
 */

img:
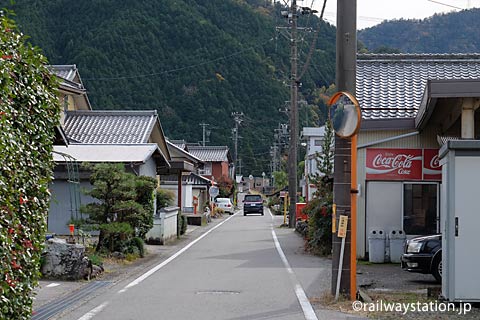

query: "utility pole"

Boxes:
[332, 0, 357, 298]
[278, 1, 318, 228]
[232, 112, 244, 175]
[287, 0, 298, 228]
[237, 159, 243, 175]
[199, 122, 209, 146]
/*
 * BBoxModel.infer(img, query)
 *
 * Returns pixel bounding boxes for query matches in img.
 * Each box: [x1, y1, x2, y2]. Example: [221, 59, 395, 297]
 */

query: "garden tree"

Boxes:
[81, 163, 156, 252]
[156, 188, 175, 208]
[217, 174, 234, 197]
[303, 120, 334, 255]
[272, 171, 288, 190]
[0, 13, 60, 319]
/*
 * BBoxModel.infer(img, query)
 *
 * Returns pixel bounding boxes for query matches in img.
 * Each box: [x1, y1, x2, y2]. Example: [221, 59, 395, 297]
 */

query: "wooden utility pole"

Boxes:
[331, 0, 357, 297]
[232, 112, 243, 174]
[288, 0, 298, 228]
[199, 122, 209, 146]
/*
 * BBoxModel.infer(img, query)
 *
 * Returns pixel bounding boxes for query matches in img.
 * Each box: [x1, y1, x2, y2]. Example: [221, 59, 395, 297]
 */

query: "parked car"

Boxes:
[214, 198, 234, 215]
[243, 194, 264, 216]
[401, 234, 442, 283]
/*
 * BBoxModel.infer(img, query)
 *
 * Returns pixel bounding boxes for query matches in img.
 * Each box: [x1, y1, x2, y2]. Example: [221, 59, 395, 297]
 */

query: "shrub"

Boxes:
[156, 188, 175, 209]
[88, 254, 104, 267]
[213, 207, 224, 217]
[177, 212, 187, 237]
[98, 222, 134, 253]
[303, 198, 332, 256]
[0, 13, 60, 319]
[128, 237, 145, 258]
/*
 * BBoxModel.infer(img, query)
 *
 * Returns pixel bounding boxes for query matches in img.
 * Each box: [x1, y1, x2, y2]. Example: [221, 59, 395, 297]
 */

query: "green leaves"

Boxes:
[0, 12, 60, 319]
[80, 163, 156, 250]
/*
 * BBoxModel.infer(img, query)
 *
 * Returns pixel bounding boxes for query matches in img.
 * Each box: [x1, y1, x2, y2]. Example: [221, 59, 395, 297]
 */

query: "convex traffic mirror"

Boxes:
[328, 91, 361, 139]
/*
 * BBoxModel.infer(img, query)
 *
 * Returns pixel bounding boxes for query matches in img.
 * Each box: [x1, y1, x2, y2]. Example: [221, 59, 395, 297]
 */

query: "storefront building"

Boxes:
[355, 53, 480, 258]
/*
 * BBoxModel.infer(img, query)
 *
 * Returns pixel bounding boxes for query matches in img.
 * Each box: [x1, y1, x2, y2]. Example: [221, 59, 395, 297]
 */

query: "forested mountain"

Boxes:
[7, 0, 336, 175]
[359, 8, 480, 53]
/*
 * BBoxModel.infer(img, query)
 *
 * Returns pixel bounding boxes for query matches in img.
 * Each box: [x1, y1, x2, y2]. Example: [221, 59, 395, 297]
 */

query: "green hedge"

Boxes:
[0, 13, 60, 319]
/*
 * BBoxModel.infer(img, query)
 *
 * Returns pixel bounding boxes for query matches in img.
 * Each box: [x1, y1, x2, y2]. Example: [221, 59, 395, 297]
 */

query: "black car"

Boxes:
[401, 234, 442, 283]
[243, 194, 264, 216]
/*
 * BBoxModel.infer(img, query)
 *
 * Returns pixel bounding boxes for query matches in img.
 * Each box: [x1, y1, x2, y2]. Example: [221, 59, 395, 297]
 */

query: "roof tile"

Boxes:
[187, 146, 230, 162]
[357, 54, 480, 120]
[64, 110, 157, 144]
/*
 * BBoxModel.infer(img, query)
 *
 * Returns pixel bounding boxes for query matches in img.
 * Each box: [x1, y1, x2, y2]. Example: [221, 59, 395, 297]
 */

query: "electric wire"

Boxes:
[83, 38, 275, 81]
[297, 0, 327, 81]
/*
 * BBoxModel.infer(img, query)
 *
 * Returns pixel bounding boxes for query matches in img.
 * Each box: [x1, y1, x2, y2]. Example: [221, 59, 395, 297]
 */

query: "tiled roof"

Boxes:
[63, 110, 157, 144]
[48, 65, 85, 92]
[169, 139, 187, 150]
[167, 141, 203, 164]
[187, 146, 230, 162]
[160, 173, 211, 185]
[357, 54, 480, 120]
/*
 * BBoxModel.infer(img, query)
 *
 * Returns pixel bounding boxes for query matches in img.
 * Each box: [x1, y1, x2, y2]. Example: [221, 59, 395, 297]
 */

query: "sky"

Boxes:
[311, 0, 480, 29]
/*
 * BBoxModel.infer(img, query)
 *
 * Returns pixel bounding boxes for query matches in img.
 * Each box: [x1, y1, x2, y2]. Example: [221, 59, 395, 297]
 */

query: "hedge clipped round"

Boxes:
[0, 12, 60, 319]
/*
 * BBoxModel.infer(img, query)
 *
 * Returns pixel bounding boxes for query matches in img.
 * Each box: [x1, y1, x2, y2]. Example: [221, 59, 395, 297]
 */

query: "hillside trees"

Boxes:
[359, 8, 480, 53]
[8, 0, 336, 175]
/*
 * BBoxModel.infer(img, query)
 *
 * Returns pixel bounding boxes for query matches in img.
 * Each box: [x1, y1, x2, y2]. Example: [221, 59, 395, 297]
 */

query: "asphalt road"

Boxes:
[58, 208, 354, 320]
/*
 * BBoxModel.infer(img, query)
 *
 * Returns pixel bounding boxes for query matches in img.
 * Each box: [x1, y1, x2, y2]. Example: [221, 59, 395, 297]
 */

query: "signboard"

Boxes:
[337, 215, 348, 238]
[366, 148, 441, 181]
[209, 186, 219, 197]
[280, 191, 287, 198]
[423, 149, 442, 180]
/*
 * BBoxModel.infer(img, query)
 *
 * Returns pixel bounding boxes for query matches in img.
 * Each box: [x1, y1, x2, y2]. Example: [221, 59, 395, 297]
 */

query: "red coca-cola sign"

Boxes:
[366, 148, 441, 181]
[366, 149, 423, 180]
[423, 149, 442, 180]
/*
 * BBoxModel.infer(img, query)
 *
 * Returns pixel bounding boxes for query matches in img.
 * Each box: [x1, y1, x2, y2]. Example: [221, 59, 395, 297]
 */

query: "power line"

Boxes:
[427, 0, 463, 10]
[83, 38, 275, 81]
[298, 0, 328, 81]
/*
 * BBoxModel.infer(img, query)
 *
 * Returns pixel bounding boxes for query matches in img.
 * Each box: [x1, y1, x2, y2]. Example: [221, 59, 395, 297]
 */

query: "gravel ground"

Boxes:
[355, 263, 480, 319]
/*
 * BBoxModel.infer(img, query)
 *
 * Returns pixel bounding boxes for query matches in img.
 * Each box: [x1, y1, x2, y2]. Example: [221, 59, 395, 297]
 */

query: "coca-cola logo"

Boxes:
[372, 153, 418, 175]
[429, 154, 440, 169]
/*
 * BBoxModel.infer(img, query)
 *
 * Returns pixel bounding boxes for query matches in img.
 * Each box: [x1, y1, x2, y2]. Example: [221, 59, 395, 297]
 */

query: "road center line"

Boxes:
[271, 226, 318, 320]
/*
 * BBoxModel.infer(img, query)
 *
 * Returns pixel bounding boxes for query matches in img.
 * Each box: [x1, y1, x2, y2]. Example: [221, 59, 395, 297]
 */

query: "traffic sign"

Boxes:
[209, 186, 219, 197]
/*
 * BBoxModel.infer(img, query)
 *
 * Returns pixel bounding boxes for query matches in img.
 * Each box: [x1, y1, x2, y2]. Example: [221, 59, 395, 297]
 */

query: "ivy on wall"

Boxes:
[0, 12, 60, 319]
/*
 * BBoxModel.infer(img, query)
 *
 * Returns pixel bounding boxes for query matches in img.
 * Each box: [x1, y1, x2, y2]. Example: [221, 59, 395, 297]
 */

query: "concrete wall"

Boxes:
[145, 207, 179, 244]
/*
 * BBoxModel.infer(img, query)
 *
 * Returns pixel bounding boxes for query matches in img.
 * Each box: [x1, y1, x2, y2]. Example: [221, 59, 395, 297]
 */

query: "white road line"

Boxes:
[46, 283, 61, 288]
[77, 213, 237, 320]
[77, 302, 108, 320]
[271, 227, 318, 320]
[119, 212, 237, 293]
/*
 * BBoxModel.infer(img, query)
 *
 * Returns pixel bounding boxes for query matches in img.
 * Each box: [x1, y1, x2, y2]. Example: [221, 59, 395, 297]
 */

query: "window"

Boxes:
[244, 195, 262, 202]
[403, 184, 438, 235]
[314, 139, 323, 146]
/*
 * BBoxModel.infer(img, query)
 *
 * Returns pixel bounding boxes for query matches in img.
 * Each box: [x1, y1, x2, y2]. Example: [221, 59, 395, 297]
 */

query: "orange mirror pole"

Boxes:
[350, 134, 357, 300]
